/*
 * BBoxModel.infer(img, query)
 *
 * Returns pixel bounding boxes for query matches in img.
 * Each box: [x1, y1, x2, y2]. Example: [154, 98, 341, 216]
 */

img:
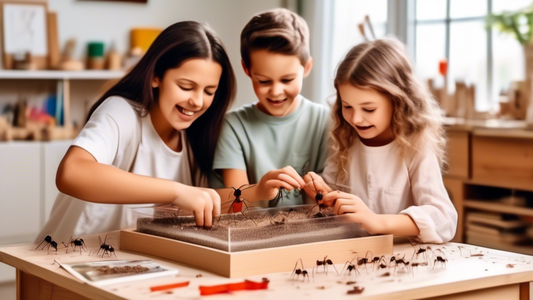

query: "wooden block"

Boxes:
[47, 12, 60, 69]
[120, 229, 393, 278]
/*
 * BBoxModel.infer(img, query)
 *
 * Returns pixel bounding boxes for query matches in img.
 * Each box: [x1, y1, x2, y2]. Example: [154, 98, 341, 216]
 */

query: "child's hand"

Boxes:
[322, 191, 384, 234]
[172, 186, 221, 228]
[302, 172, 333, 201]
[255, 166, 306, 200]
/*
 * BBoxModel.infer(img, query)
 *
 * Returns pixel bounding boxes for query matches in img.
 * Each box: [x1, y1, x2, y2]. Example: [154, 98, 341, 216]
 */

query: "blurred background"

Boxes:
[2, 0, 533, 298]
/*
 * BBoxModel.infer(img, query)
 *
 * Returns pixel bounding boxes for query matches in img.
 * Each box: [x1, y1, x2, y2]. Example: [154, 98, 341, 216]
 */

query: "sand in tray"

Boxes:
[136, 206, 370, 252]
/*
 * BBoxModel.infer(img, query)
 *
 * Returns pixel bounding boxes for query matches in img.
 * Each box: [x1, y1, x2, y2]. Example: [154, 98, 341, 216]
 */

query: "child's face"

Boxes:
[243, 49, 312, 116]
[151, 58, 222, 131]
[338, 84, 394, 146]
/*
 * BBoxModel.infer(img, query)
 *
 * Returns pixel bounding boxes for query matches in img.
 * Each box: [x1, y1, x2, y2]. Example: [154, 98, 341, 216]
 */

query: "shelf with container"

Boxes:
[0, 70, 125, 140]
[0, 70, 125, 283]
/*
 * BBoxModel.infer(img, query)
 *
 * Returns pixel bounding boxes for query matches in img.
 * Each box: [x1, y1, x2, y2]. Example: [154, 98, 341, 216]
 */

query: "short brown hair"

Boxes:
[241, 8, 310, 69]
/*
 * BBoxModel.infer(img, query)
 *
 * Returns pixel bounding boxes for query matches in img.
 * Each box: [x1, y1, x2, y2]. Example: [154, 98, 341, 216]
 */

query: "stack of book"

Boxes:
[466, 211, 529, 248]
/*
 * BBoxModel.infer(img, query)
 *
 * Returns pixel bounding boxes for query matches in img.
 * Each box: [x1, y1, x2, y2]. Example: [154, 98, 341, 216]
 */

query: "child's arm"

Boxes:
[57, 146, 220, 227]
[321, 191, 420, 236]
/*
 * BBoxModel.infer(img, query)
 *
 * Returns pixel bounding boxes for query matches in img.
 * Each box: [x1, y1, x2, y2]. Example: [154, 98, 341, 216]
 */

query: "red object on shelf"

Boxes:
[149, 281, 190, 292]
[199, 279, 269, 295]
[439, 59, 448, 76]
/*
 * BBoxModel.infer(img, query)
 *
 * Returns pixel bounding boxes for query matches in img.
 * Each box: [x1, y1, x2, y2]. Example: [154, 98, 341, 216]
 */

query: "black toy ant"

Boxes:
[342, 257, 360, 277]
[433, 249, 448, 269]
[96, 234, 117, 258]
[222, 184, 257, 225]
[391, 255, 411, 274]
[306, 175, 327, 218]
[313, 255, 339, 276]
[35, 235, 58, 253]
[62, 236, 88, 254]
[290, 258, 309, 282]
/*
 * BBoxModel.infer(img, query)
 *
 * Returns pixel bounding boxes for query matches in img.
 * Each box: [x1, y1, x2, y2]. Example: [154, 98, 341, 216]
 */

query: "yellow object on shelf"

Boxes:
[130, 27, 163, 53]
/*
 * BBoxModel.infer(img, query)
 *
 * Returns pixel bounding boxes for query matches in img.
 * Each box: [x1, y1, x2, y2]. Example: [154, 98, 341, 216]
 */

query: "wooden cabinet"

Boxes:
[444, 126, 533, 254]
[0, 141, 71, 283]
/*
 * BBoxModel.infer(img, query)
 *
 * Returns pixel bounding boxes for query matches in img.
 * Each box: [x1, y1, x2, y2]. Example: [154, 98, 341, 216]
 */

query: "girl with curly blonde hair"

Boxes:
[304, 38, 457, 243]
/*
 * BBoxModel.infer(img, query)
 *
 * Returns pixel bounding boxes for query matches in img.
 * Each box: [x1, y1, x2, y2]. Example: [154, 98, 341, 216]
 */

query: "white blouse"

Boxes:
[322, 139, 457, 243]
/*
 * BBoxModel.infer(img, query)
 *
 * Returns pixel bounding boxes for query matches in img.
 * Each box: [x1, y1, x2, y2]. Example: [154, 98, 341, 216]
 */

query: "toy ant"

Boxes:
[306, 175, 327, 218]
[96, 234, 117, 258]
[392, 255, 411, 274]
[35, 235, 58, 253]
[62, 236, 88, 254]
[355, 251, 374, 272]
[433, 249, 448, 269]
[313, 255, 339, 276]
[290, 258, 309, 282]
[342, 258, 360, 277]
[222, 184, 257, 225]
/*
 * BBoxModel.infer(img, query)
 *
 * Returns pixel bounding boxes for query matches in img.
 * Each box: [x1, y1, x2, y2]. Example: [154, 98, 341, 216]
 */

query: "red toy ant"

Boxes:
[222, 184, 257, 225]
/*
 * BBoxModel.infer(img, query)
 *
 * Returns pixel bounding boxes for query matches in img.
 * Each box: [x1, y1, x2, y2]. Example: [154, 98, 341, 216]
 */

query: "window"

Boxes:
[414, 0, 533, 111]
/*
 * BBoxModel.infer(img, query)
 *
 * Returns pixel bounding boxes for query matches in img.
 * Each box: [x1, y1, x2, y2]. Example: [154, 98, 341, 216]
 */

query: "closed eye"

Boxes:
[363, 109, 376, 112]
[179, 85, 193, 91]
[281, 79, 294, 83]
[258, 80, 271, 85]
[205, 90, 215, 96]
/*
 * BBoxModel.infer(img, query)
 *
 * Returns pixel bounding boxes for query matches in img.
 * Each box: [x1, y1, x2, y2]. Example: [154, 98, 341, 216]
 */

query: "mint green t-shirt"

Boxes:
[211, 97, 330, 207]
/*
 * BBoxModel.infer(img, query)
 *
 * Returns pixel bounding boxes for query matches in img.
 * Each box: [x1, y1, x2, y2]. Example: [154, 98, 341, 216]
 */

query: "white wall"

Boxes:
[48, 0, 285, 111]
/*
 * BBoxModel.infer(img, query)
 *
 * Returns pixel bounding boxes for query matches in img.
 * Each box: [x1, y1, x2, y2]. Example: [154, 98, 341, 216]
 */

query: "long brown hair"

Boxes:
[87, 21, 236, 185]
[332, 38, 446, 183]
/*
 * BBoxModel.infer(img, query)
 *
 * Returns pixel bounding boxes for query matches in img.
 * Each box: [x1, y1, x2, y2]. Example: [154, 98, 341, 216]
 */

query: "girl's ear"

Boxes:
[303, 57, 313, 78]
[241, 60, 251, 77]
[151, 76, 160, 88]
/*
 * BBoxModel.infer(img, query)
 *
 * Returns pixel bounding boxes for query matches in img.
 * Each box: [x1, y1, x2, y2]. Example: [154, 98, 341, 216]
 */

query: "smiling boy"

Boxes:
[211, 8, 330, 207]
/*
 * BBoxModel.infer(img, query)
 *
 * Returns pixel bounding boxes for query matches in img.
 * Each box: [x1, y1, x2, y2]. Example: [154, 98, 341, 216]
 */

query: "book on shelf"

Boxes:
[57, 259, 178, 286]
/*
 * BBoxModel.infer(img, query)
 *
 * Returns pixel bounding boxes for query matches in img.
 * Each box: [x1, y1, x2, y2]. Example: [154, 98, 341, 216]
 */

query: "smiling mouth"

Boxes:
[268, 98, 287, 104]
[176, 105, 196, 116]
[356, 125, 374, 131]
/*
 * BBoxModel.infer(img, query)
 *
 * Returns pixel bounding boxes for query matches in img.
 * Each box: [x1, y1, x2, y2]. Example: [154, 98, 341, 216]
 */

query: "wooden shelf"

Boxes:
[0, 70, 125, 80]
[466, 177, 533, 192]
[464, 200, 533, 217]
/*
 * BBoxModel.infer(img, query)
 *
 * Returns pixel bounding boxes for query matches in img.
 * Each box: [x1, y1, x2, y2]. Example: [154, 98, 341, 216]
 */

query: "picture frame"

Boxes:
[0, 1, 48, 69]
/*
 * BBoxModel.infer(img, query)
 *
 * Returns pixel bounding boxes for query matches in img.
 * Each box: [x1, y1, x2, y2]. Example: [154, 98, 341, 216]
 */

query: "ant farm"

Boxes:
[120, 205, 393, 278]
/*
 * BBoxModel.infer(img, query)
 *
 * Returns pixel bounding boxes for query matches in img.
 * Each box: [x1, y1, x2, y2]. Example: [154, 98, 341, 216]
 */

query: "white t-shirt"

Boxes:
[36, 97, 195, 243]
[322, 139, 457, 243]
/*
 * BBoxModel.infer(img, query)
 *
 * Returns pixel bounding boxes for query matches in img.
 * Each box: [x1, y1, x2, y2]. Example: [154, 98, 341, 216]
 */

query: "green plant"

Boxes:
[487, 4, 533, 45]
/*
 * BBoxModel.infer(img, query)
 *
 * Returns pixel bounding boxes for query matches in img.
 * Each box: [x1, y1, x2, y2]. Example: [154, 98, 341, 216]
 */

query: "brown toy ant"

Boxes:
[291, 258, 309, 282]
[35, 235, 58, 253]
[222, 184, 257, 225]
[62, 236, 88, 254]
[313, 255, 339, 276]
[96, 234, 117, 258]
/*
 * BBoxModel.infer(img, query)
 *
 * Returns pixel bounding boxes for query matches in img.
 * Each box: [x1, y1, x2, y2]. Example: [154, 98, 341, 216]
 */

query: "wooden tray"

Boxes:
[120, 229, 393, 278]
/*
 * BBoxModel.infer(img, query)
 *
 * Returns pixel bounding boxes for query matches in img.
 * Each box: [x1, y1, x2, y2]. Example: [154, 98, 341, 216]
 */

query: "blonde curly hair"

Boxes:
[331, 38, 446, 183]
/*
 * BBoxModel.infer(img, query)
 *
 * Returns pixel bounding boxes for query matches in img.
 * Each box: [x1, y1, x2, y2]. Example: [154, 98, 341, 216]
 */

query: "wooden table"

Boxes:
[1, 232, 532, 300]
